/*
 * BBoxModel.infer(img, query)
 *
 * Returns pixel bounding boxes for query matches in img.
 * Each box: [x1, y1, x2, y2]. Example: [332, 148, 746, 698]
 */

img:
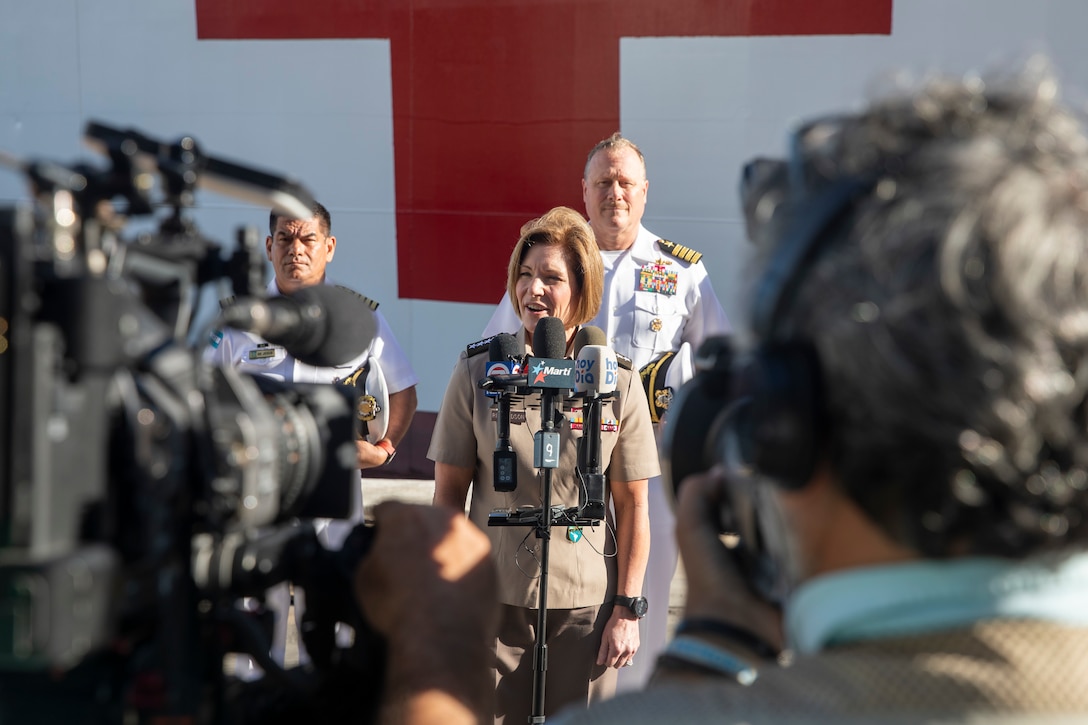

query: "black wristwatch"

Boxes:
[613, 595, 649, 619]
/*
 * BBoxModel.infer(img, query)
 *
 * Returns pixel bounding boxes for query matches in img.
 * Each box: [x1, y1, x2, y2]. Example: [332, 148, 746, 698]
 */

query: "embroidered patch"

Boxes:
[208, 329, 223, 349]
[638, 258, 677, 296]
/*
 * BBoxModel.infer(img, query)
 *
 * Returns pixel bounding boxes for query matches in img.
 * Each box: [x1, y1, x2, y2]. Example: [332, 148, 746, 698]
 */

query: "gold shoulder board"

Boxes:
[657, 239, 703, 265]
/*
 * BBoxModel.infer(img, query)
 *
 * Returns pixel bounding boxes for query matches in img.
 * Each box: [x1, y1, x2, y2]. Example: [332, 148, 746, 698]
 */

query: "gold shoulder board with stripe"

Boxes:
[466, 335, 495, 357]
[334, 285, 380, 311]
[657, 239, 703, 265]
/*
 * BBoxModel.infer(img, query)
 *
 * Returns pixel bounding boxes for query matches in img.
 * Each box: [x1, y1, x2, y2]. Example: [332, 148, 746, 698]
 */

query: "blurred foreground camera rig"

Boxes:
[0, 123, 384, 723]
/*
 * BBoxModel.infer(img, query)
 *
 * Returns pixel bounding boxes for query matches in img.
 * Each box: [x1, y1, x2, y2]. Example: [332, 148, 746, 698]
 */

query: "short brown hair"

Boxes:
[584, 132, 647, 179]
[506, 207, 603, 329]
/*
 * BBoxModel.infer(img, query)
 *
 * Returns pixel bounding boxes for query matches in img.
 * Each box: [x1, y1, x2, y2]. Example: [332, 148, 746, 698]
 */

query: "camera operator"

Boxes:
[204, 200, 419, 674]
[549, 63, 1088, 723]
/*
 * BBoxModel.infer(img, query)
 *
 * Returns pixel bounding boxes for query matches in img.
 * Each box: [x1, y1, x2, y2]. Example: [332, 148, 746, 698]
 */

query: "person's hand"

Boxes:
[355, 502, 498, 724]
[355, 501, 496, 639]
[597, 610, 640, 669]
[356, 439, 390, 469]
[674, 467, 783, 649]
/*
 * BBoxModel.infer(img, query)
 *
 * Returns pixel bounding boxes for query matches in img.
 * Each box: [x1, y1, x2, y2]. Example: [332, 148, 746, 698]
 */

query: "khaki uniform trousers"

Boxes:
[494, 603, 618, 724]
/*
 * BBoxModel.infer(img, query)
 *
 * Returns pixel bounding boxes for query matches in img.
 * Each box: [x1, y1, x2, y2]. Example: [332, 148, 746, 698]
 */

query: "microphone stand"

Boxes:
[486, 362, 602, 722]
[530, 384, 558, 724]
[486, 383, 571, 723]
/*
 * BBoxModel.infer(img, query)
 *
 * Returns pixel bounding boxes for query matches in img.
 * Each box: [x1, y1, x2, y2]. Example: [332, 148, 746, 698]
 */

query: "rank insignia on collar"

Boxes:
[638, 258, 677, 296]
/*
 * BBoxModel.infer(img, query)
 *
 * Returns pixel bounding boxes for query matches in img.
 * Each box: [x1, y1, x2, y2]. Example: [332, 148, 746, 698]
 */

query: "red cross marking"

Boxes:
[196, 1, 892, 303]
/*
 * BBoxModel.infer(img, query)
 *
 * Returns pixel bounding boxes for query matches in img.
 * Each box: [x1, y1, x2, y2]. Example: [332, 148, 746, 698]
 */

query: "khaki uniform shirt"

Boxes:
[428, 335, 660, 609]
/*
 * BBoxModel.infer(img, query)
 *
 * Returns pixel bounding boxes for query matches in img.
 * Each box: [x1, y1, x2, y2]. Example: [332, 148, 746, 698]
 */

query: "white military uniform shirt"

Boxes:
[205, 278, 418, 395]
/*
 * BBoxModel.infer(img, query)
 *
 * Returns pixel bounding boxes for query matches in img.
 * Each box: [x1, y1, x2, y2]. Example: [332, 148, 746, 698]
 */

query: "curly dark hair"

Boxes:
[765, 62, 1088, 558]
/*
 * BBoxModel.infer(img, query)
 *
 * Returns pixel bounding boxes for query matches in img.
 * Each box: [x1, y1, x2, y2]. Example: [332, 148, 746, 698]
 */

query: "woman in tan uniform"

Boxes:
[428, 206, 659, 723]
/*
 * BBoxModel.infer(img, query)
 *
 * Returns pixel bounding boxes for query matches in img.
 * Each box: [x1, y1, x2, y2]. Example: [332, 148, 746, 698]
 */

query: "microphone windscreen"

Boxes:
[283, 285, 378, 367]
[575, 345, 619, 395]
[572, 325, 606, 359]
[532, 317, 567, 359]
[489, 332, 522, 363]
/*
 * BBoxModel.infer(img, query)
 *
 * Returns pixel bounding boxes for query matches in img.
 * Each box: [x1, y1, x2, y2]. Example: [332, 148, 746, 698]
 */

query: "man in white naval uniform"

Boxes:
[483, 133, 729, 689]
[205, 200, 418, 675]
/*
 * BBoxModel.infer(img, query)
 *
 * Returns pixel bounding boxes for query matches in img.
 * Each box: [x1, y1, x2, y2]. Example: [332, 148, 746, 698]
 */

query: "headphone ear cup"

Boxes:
[739, 342, 824, 489]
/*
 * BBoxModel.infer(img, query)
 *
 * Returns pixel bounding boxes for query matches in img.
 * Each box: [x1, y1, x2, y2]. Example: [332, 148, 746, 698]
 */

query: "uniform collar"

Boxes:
[267, 275, 332, 297]
[626, 225, 664, 263]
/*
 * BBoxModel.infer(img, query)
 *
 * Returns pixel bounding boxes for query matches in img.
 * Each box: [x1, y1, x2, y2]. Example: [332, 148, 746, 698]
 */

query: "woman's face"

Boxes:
[515, 243, 580, 336]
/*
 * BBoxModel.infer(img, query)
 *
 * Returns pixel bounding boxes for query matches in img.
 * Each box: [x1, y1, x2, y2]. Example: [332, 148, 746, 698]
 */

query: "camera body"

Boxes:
[0, 124, 381, 723]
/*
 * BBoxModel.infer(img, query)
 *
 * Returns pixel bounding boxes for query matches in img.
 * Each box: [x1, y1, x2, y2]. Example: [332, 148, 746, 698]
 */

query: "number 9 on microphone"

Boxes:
[534, 430, 561, 468]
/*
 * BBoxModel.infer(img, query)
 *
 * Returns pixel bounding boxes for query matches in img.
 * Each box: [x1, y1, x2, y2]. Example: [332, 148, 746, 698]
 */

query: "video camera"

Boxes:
[0, 123, 385, 723]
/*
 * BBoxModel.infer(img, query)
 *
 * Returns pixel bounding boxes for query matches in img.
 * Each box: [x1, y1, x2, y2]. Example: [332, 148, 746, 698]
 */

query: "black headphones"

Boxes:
[662, 120, 876, 498]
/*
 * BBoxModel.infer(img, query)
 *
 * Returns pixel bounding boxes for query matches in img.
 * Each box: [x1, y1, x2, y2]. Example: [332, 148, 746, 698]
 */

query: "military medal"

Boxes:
[638, 258, 678, 296]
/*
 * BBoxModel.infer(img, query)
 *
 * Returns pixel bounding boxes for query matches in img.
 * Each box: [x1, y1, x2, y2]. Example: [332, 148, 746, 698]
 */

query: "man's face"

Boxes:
[266, 215, 336, 294]
[582, 147, 649, 251]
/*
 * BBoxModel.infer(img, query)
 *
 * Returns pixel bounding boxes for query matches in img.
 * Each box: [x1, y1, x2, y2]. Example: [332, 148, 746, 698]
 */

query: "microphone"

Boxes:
[528, 317, 571, 469]
[219, 285, 377, 367]
[483, 332, 524, 397]
[489, 333, 522, 492]
[572, 324, 606, 359]
[533, 316, 567, 358]
[574, 327, 617, 521]
[526, 317, 575, 390]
